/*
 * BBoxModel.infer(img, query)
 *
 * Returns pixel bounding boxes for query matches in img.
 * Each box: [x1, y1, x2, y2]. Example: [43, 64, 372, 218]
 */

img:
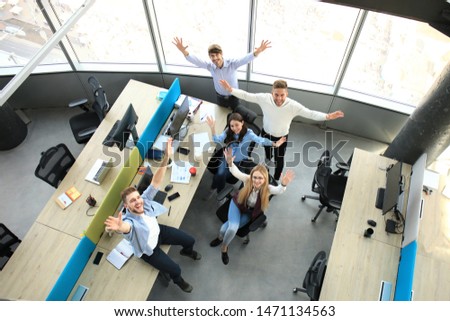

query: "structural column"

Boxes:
[0, 103, 27, 151]
[384, 61, 450, 166]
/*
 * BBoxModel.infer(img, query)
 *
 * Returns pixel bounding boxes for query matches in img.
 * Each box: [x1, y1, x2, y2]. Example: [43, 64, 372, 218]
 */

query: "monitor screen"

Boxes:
[382, 161, 403, 215]
[103, 104, 139, 151]
[136, 166, 153, 194]
[167, 96, 189, 139]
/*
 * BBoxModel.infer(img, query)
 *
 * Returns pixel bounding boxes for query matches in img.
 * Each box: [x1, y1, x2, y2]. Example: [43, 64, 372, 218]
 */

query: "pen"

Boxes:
[168, 206, 171, 216]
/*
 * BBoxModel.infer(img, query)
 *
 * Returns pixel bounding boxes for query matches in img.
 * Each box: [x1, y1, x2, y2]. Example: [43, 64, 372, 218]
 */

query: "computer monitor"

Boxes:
[382, 161, 403, 215]
[136, 166, 153, 194]
[166, 95, 189, 140]
[103, 103, 139, 151]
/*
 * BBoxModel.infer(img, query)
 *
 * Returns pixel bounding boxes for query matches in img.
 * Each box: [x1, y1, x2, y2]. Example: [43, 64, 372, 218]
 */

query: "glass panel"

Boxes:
[254, 0, 360, 86]
[341, 12, 450, 107]
[0, 0, 67, 68]
[153, 0, 251, 69]
[53, 0, 156, 64]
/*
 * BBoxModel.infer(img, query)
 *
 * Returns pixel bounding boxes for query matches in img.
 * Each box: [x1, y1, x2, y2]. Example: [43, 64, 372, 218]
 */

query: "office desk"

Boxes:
[413, 173, 450, 300]
[320, 148, 411, 300]
[0, 79, 227, 300]
[69, 101, 228, 301]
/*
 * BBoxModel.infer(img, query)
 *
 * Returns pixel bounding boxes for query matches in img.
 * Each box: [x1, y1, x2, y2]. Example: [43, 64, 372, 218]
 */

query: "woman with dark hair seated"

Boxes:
[206, 112, 285, 198]
[209, 148, 295, 265]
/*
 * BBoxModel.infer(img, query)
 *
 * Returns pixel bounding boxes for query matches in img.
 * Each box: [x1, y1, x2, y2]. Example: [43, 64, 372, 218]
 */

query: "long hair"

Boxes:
[237, 164, 270, 211]
[224, 112, 248, 145]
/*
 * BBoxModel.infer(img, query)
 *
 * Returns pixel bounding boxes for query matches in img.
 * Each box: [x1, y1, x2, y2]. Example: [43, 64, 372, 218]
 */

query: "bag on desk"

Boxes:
[146, 148, 163, 160]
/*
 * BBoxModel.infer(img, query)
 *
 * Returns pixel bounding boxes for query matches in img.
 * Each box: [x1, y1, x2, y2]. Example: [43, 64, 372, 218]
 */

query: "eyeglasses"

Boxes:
[252, 175, 264, 181]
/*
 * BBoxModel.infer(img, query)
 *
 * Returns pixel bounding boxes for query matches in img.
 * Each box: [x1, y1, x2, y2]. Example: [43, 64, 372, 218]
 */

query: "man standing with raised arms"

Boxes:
[220, 79, 344, 181]
[173, 37, 271, 110]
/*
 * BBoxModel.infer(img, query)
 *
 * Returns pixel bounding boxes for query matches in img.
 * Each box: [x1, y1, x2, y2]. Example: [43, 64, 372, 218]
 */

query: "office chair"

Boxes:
[232, 104, 262, 158]
[293, 250, 327, 300]
[215, 172, 277, 244]
[69, 76, 110, 144]
[206, 105, 262, 192]
[0, 223, 22, 271]
[35, 143, 76, 188]
[301, 150, 348, 223]
[215, 198, 268, 245]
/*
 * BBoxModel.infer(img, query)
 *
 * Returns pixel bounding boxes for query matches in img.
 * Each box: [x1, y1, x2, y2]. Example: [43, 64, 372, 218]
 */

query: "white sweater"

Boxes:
[231, 88, 328, 137]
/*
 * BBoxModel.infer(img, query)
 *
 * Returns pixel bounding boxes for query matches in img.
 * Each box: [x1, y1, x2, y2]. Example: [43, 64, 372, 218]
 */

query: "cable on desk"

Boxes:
[86, 205, 97, 217]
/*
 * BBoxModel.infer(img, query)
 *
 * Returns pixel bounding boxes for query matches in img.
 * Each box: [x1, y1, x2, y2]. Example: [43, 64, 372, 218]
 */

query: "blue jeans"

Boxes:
[219, 200, 251, 247]
[141, 224, 195, 284]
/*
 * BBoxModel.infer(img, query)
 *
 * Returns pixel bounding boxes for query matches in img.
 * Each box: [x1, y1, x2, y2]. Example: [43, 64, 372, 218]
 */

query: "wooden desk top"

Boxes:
[0, 79, 228, 301]
[413, 173, 450, 300]
[0, 222, 80, 300]
[35, 80, 162, 239]
[69, 99, 228, 300]
[320, 148, 409, 300]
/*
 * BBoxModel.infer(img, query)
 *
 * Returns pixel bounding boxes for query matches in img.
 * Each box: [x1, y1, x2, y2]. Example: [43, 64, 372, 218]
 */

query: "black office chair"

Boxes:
[214, 172, 278, 244]
[215, 198, 268, 245]
[293, 250, 327, 300]
[35, 143, 76, 188]
[232, 105, 262, 159]
[69, 76, 110, 144]
[0, 223, 22, 271]
[301, 150, 348, 223]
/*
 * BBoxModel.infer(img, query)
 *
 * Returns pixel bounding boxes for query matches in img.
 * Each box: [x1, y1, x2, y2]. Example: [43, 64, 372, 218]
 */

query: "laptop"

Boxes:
[85, 158, 113, 185]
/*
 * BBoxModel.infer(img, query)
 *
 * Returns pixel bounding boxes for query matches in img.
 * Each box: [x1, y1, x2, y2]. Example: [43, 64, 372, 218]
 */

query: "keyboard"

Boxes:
[85, 158, 113, 185]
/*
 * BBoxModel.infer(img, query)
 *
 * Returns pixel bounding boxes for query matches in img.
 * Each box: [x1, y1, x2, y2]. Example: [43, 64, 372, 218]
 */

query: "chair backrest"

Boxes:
[35, 143, 76, 188]
[0, 223, 21, 271]
[88, 76, 110, 121]
[302, 251, 328, 300]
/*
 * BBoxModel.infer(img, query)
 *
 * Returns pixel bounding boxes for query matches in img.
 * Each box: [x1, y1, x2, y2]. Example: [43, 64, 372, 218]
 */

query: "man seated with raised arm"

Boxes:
[104, 138, 201, 293]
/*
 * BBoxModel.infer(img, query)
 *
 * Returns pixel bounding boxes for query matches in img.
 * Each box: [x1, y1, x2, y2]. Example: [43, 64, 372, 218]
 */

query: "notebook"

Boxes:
[85, 158, 113, 185]
[170, 162, 191, 184]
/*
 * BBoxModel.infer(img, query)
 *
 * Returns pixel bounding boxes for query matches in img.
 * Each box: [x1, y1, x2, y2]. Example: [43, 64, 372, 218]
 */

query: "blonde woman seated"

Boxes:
[209, 148, 295, 265]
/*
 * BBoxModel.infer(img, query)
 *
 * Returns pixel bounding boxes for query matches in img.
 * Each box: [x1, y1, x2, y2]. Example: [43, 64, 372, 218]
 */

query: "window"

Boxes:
[52, 0, 157, 68]
[153, 0, 251, 75]
[340, 12, 450, 107]
[0, 0, 67, 72]
[253, 0, 360, 87]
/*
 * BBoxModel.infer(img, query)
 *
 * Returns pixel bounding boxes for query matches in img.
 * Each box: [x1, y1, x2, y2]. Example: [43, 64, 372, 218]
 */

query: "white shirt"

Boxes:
[231, 88, 328, 137]
[142, 215, 159, 251]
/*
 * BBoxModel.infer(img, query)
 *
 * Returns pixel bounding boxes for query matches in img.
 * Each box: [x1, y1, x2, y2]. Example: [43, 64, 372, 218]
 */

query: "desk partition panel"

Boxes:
[136, 78, 180, 159]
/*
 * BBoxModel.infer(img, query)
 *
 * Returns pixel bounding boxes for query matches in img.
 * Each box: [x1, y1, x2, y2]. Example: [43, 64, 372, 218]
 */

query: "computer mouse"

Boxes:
[164, 184, 173, 192]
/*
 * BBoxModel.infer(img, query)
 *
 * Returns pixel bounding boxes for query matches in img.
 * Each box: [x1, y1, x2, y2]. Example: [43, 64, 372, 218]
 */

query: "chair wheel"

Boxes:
[311, 218, 316, 223]
[293, 288, 298, 293]
[301, 196, 306, 201]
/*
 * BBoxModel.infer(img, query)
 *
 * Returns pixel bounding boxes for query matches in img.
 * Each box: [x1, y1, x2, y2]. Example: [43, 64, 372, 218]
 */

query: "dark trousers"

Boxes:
[141, 224, 195, 284]
[216, 92, 239, 110]
[262, 128, 288, 181]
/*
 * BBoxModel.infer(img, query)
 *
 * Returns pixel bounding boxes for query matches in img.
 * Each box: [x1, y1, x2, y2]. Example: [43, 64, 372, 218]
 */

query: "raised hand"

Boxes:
[274, 136, 286, 148]
[172, 37, 189, 55]
[327, 111, 344, 120]
[219, 79, 232, 93]
[105, 211, 124, 233]
[223, 147, 235, 166]
[254, 40, 272, 56]
[280, 169, 295, 187]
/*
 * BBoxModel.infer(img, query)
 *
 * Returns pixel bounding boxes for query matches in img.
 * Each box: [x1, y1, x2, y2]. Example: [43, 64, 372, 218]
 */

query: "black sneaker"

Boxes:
[221, 251, 229, 265]
[176, 278, 193, 293]
[209, 237, 223, 247]
[180, 249, 202, 260]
